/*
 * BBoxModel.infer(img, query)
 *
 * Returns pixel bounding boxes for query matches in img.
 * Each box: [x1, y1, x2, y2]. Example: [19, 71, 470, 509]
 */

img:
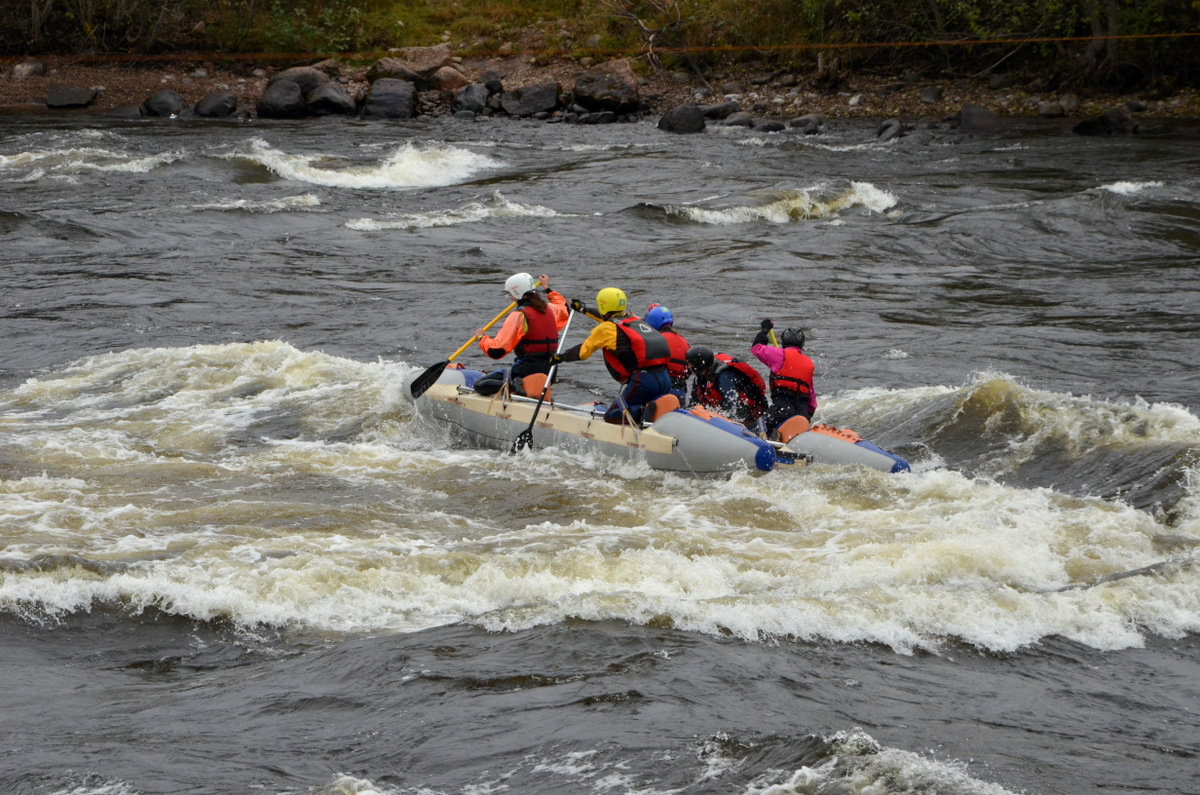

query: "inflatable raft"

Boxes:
[404, 367, 910, 475]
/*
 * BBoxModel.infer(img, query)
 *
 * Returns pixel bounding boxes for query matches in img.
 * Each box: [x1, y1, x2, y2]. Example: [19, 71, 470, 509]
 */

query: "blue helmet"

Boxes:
[646, 305, 674, 331]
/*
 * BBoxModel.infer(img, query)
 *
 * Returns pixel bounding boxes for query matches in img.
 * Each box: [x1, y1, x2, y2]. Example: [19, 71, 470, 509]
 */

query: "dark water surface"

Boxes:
[2, 112, 1199, 794]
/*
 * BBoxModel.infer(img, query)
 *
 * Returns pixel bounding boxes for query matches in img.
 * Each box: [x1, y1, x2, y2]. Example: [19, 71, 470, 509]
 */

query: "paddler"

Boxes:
[750, 319, 817, 442]
[551, 287, 672, 425]
[473, 272, 569, 396]
[684, 345, 769, 428]
[645, 303, 690, 399]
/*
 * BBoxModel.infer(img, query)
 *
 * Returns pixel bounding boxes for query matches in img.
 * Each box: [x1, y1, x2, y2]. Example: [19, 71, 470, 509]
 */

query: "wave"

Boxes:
[188, 193, 322, 213]
[642, 182, 898, 225]
[345, 190, 563, 230]
[831, 372, 1200, 513]
[2, 345, 1197, 653]
[0, 146, 182, 181]
[1099, 180, 1164, 195]
[228, 137, 503, 189]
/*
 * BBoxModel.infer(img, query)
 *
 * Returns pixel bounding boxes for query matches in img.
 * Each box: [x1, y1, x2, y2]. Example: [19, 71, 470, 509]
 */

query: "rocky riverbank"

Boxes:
[3, 50, 1199, 133]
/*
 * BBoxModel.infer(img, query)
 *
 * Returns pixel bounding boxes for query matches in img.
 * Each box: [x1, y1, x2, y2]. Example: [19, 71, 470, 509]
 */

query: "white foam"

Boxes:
[749, 728, 1018, 794]
[1100, 180, 1163, 195]
[189, 193, 321, 212]
[346, 191, 561, 230]
[4, 353, 1198, 652]
[0, 146, 181, 179]
[234, 138, 502, 189]
[665, 182, 896, 225]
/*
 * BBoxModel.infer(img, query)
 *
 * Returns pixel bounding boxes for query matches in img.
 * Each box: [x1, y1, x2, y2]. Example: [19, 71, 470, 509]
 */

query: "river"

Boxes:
[2, 110, 1198, 794]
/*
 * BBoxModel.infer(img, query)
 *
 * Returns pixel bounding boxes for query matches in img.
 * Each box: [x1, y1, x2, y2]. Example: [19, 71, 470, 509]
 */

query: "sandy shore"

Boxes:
[3, 54, 1199, 124]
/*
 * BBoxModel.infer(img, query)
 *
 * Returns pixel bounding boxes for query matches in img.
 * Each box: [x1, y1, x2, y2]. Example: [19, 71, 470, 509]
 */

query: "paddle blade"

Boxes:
[510, 428, 534, 455]
[409, 360, 449, 399]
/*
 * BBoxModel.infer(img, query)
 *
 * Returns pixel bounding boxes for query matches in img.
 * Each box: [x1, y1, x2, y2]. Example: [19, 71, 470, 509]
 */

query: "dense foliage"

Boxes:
[3, 0, 1197, 89]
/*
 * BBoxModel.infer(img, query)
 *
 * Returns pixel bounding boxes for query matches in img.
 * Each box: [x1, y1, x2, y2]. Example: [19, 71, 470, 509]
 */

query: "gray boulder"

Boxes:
[1073, 107, 1139, 136]
[702, 100, 739, 119]
[452, 83, 491, 115]
[360, 78, 417, 119]
[307, 82, 356, 115]
[500, 82, 561, 117]
[269, 66, 329, 96]
[427, 65, 470, 92]
[788, 113, 823, 134]
[1037, 100, 1065, 118]
[46, 85, 99, 109]
[195, 91, 238, 118]
[367, 45, 452, 88]
[13, 60, 46, 79]
[572, 58, 640, 113]
[257, 80, 307, 118]
[577, 111, 617, 124]
[957, 103, 1003, 133]
[142, 88, 188, 117]
[658, 104, 706, 133]
[751, 118, 786, 132]
[722, 111, 755, 127]
[877, 118, 904, 142]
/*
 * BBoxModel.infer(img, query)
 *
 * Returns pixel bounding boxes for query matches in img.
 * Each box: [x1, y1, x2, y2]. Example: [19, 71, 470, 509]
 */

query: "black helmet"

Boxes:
[781, 328, 805, 349]
[685, 345, 714, 374]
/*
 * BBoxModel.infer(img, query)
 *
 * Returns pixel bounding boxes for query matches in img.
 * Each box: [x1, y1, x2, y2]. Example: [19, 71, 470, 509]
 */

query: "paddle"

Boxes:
[511, 309, 575, 454]
[409, 301, 516, 399]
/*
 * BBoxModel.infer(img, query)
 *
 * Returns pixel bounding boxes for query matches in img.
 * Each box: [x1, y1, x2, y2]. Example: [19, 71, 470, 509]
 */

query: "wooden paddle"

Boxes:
[409, 301, 516, 399]
[511, 309, 575, 454]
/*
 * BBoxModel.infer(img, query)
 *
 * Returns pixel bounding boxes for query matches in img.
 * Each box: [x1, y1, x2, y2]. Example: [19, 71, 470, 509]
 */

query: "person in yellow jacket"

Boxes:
[552, 287, 672, 424]
[473, 272, 569, 396]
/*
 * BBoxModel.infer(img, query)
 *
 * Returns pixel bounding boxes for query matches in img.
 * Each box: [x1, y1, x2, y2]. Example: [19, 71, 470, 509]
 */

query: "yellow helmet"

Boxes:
[596, 287, 627, 317]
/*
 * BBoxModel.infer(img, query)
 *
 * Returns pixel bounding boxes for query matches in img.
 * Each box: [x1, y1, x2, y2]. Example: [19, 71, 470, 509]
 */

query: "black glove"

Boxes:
[549, 353, 564, 365]
[752, 330, 770, 347]
[760, 318, 773, 331]
[569, 298, 587, 314]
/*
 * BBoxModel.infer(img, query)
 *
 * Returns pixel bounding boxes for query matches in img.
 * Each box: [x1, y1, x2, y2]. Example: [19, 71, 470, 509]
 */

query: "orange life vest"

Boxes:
[770, 348, 814, 397]
[514, 304, 559, 357]
[661, 329, 690, 384]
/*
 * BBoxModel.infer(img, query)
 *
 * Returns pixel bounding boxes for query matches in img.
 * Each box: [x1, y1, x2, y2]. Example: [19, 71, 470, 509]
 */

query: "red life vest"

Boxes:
[661, 329, 690, 383]
[694, 354, 768, 421]
[770, 348, 814, 397]
[602, 317, 671, 382]
[514, 304, 559, 357]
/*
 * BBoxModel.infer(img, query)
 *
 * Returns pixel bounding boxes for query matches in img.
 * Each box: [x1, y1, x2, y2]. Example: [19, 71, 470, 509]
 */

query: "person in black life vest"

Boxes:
[685, 345, 769, 428]
[750, 319, 818, 442]
[473, 272, 569, 396]
[551, 287, 672, 425]
[645, 303, 690, 399]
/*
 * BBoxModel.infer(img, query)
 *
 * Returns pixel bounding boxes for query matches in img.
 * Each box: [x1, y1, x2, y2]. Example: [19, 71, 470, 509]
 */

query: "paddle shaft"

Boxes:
[452, 301, 517, 362]
[512, 309, 575, 453]
[409, 301, 517, 400]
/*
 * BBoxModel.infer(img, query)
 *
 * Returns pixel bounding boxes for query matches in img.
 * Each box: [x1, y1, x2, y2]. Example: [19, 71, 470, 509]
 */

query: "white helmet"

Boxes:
[504, 272, 539, 301]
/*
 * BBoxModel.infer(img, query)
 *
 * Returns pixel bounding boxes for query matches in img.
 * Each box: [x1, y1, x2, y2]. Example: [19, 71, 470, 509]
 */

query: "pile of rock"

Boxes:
[129, 46, 649, 124]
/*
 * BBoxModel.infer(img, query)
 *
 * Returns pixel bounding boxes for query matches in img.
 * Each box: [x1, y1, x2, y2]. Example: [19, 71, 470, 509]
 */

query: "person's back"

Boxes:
[750, 320, 817, 441]
[646, 304, 690, 396]
[474, 272, 568, 396]
[553, 287, 672, 425]
[687, 347, 767, 427]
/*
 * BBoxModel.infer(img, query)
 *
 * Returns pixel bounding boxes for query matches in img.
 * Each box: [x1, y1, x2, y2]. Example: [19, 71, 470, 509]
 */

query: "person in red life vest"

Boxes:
[750, 319, 817, 442]
[551, 287, 672, 425]
[685, 345, 769, 428]
[473, 272, 569, 396]
[645, 303, 690, 398]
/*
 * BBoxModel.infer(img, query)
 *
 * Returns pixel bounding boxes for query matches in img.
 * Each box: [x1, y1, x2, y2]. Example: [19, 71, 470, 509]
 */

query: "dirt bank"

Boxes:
[3, 54, 1199, 124]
